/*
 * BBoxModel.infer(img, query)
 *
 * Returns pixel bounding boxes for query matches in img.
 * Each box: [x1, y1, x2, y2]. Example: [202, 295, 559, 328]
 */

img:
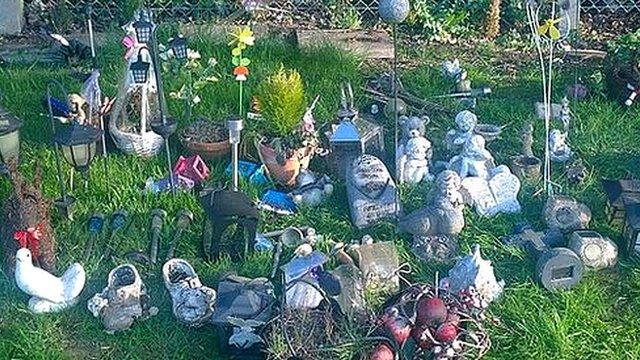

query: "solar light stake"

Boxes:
[165, 209, 194, 261]
[148, 209, 167, 264]
[227, 116, 243, 191]
[102, 209, 128, 261]
[83, 212, 105, 262]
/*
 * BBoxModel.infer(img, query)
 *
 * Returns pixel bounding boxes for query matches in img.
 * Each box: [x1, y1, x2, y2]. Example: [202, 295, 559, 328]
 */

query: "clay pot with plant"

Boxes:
[255, 67, 320, 187]
[160, 41, 229, 159]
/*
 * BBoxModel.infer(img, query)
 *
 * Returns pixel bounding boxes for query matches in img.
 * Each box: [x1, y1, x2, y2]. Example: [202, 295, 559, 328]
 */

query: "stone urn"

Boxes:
[510, 123, 541, 181]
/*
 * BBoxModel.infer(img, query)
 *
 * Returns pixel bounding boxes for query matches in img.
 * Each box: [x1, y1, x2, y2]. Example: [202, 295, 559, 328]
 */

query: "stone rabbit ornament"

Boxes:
[396, 115, 433, 184]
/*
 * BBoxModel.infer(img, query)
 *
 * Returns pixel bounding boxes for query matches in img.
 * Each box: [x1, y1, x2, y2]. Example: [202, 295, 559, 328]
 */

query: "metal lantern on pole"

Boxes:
[53, 122, 102, 180]
[130, 51, 151, 84]
[132, 14, 153, 45]
[169, 35, 188, 60]
[0, 106, 23, 174]
[137, 8, 178, 196]
[46, 82, 77, 220]
[227, 115, 243, 191]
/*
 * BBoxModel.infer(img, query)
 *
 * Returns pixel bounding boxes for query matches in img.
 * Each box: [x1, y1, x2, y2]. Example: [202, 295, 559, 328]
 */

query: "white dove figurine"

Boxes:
[14, 248, 86, 314]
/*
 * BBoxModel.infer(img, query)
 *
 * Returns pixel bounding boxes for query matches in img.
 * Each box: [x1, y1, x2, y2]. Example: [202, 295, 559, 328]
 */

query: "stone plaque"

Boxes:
[461, 165, 521, 217]
[346, 154, 399, 228]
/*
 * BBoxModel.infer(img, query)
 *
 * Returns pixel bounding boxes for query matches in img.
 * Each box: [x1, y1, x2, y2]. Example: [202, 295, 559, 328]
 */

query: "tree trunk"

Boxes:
[486, 0, 502, 40]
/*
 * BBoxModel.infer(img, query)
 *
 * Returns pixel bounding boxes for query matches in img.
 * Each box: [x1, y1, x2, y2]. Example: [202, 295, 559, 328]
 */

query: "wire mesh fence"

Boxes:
[581, 0, 640, 13]
[28, 0, 640, 32]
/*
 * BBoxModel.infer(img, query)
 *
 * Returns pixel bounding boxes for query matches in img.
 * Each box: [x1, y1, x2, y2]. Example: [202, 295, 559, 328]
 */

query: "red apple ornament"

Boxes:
[371, 342, 395, 360]
[383, 307, 411, 346]
[416, 297, 447, 326]
[435, 323, 458, 343]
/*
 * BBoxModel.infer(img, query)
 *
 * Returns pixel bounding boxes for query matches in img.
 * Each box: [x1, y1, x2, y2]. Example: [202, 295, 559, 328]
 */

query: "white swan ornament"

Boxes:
[14, 248, 86, 313]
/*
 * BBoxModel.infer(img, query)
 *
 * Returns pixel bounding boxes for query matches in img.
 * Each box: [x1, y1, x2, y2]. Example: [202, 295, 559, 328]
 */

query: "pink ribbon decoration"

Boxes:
[122, 35, 136, 60]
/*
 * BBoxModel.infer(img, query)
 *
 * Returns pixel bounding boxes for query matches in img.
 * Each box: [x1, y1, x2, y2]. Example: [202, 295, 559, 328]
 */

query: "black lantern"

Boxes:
[54, 122, 102, 176]
[130, 50, 150, 84]
[132, 16, 153, 44]
[169, 35, 188, 60]
[0, 106, 22, 173]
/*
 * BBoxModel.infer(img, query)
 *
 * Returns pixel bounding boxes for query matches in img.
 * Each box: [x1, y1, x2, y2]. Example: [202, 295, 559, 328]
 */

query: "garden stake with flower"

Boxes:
[228, 26, 254, 191]
[230, 26, 255, 119]
[525, 0, 570, 197]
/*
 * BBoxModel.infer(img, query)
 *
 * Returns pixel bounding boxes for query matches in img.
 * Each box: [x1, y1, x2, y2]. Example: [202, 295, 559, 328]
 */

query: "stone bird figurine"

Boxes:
[14, 248, 85, 313]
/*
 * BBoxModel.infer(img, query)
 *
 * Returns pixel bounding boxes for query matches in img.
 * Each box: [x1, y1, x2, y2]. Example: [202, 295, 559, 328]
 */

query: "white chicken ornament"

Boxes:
[14, 248, 86, 313]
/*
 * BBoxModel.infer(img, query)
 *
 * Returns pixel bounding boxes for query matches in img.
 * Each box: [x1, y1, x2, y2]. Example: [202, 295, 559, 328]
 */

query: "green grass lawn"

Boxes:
[0, 30, 640, 360]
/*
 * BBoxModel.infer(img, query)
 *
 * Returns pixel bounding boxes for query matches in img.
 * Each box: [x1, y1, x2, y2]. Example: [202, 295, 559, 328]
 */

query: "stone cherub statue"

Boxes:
[397, 170, 465, 237]
[446, 110, 478, 151]
[396, 115, 433, 184]
[448, 134, 496, 179]
[549, 129, 573, 162]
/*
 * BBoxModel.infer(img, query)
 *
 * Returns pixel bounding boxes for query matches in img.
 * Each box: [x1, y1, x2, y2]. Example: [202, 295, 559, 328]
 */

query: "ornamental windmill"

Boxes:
[109, 10, 164, 157]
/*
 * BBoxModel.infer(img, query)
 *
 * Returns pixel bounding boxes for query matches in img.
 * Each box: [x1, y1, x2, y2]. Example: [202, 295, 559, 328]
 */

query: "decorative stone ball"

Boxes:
[383, 98, 408, 118]
[379, 0, 410, 24]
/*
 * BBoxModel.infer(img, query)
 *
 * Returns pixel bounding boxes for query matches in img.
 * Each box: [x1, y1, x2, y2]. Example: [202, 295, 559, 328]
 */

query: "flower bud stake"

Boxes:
[229, 26, 254, 119]
[227, 27, 253, 192]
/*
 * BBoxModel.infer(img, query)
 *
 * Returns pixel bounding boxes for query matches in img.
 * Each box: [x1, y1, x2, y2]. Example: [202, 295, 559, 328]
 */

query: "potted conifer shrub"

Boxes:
[254, 67, 319, 187]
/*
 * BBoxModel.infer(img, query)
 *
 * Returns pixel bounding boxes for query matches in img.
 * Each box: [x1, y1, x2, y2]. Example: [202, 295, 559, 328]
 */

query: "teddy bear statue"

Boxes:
[396, 115, 433, 184]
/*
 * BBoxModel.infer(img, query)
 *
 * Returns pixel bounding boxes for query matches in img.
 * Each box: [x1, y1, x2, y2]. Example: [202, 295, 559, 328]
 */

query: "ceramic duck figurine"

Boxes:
[14, 248, 85, 313]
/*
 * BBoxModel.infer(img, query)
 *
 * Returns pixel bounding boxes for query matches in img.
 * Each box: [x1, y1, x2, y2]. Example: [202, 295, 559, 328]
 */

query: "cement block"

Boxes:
[0, 0, 24, 35]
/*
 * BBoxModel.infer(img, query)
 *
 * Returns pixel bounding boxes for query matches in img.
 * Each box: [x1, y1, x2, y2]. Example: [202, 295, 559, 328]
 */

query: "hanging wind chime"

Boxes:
[525, 0, 571, 197]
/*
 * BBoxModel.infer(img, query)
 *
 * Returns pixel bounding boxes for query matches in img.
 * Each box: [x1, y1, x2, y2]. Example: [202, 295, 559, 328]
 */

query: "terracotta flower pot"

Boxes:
[257, 140, 314, 187]
[180, 121, 231, 160]
[182, 138, 231, 160]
